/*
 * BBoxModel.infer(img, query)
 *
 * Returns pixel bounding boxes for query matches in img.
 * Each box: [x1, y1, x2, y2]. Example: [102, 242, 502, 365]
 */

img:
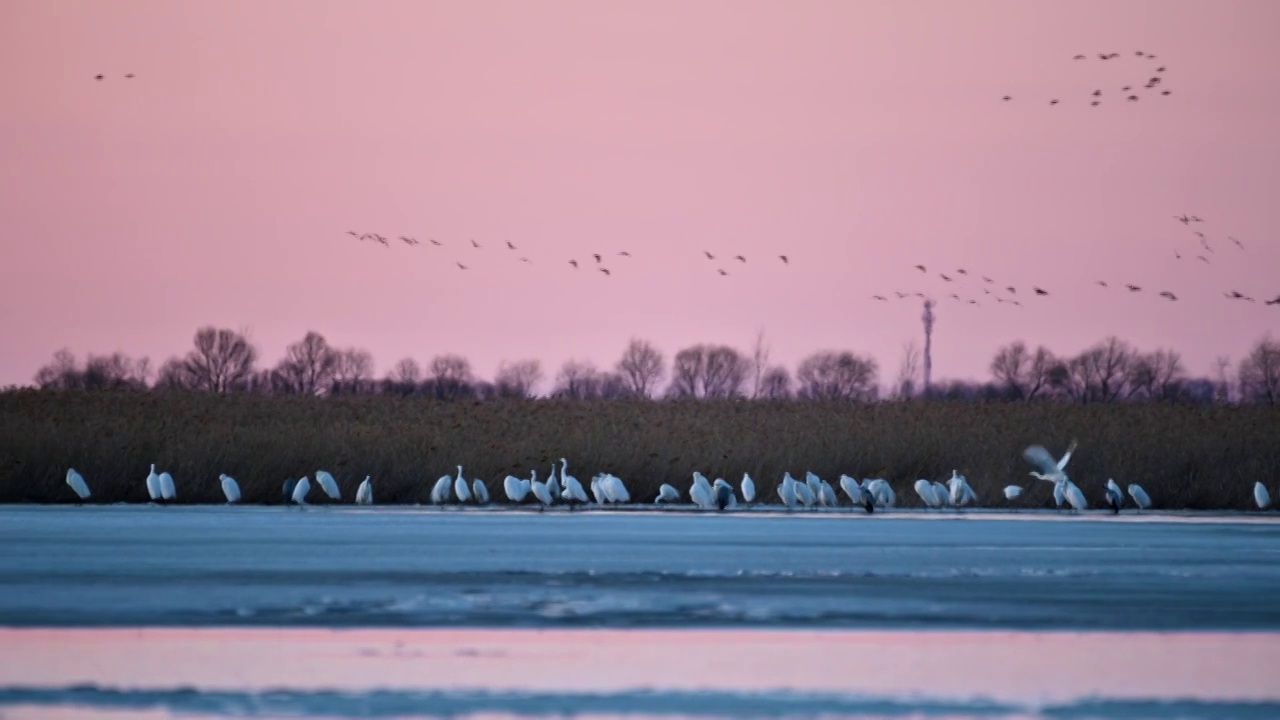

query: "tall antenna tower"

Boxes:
[922, 298, 935, 396]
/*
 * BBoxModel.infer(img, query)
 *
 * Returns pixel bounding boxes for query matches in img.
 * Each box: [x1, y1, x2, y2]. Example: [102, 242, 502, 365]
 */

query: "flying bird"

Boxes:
[1157, 66, 1166, 72]
[957, 269, 968, 275]
[704, 251, 715, 260]
[1161, 90, 1171, 95]
[429, 238, 442, 246]
[1126, 284, 1141, 292]
[940, 273, 952, 281]
[125, 73, 134, 78]
[1230, 236, 1244, 249]
[593, 253, 602, 263]
[94, 74, 104, 80]
[982, 276, 993, 283]
[1050, 99, 1059, 105]
[569, 260, 579, 268]
[1074, 54, 1086, 60]
[915, 264, 926, 272]
[618, 251, 631, 257]
[735, 255, 746, 262]
[1033, 287, 1048, 296]
[456, 262, 468, 270]
[346, 230, 358, 237]
[1159, 291, 1177, 301]
[1127, 95, 1139, 101]
[1006, 286, 1016, 294]
[471, 238, 480, 248]
[779, 255, 789, 264]
[506, 240, 517, 250]
[520, 257, 532, 264]
[599, 268, 611, 276]
[718, 269, 728, 276]
[1002, 95, 1012, 101]
[1175, 214, 1190, 224]
[1197, 255, 1210, 264]
[1096, 280, 1109, 288]
[1266, 296, 1280, 306]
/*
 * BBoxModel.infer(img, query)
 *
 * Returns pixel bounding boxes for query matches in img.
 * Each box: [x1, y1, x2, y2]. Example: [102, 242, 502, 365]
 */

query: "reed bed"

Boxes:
[1, 390, 1277, 509]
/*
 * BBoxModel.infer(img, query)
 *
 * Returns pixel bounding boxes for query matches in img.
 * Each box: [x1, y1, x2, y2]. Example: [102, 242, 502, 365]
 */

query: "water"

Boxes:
[1, 506, 1277, 719]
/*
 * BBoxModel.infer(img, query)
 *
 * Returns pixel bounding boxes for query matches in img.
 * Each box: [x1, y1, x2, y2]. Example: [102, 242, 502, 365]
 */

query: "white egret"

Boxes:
[778, 473, 798, 509]
[316, 471, 341, 500]
[606, 474, 631, 503]
[690, 472, 715, 509]
[559, 458, 580, 499]
[840, 474, 874, 513]
[818, 479, 838, 507]
[530, 475, 554, 507]
[655, 483, 681, 504]
[545, 464, 560, 499]
[948, 471, 977, 507]
[504, 474, 531, 503]
[158, 472, 176, 501]
[431, 475, 452, 504]
[560, 472, 589, 506]
[145, 464, 161, 501]
[1063, 479, 1087, 512]
[219, 474, 241, 503]
[863, 479, 895, 508]
[914, 479, 941, 508]
[930, 481, 950, 508]
[472, 478, 490, 504]
[1003, 485, 1024, 500]
[741, 473, 756, 503]
[66, 468, 90, 501]
[1023, 440, 1078, 483]
[804, 472, 823, 504]
[291, 475, 311, 505]
[453, 466, 472, 503]
[1104, 479, 1124, 514]
[1127, 483, 1151, 510]
[589, 474, 606, 504]
[794, 477, 816, 507]
[1254, 482, 1271, 510]
[355, 476, 373, 505]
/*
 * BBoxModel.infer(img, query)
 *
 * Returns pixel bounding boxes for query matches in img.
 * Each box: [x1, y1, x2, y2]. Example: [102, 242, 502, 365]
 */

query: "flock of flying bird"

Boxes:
[1001, 49, 1172, 107]
[345, 230, 792, 277]
[870, 211, 1277, 309]
[55, 442, 1280, 513]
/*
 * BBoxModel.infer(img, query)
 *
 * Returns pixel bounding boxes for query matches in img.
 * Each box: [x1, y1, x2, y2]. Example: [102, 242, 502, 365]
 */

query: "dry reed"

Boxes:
[2, 390, 1277, 509]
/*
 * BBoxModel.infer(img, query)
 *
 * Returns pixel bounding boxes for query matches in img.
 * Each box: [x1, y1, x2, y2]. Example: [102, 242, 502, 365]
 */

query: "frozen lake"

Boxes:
[2, 507, 1279, 719]
[1, 506, 1278, 629]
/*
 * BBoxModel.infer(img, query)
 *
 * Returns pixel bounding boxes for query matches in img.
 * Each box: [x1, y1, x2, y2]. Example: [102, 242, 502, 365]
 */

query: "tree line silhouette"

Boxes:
[23, 327, 1280, 405]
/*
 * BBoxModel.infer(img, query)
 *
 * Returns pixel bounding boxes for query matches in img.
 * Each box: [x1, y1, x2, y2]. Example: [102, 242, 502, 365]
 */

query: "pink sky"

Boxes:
[1, 0, 1277, 391]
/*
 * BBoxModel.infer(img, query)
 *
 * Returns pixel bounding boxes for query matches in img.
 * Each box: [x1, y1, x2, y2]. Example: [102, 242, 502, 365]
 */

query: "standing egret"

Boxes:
[1003, 485, 1024, 501]
[818, 479, 838, 507]
[842, 475, 869, 504]
[291, 476, 311, 505]
[472, 478, 490, 504]
[146, 464, 161, 501]
[219, 474, 241, 504]
[914, 479, 942, 508]
[605, 474, 631, 503]
[863, 479, 895, 508]
[948, 471, 977, 507]
[778, 473, 798, 509]
[1127, 483, 1151, 510]
[690, 472, 715, 509]
[1063, 479, 1087, 512]
[589, 474, 606, 504]
[545, 464, 560, 500]
[530, 474, 554, 507]
[504, 474, 531, 503]
[355, 476, 373, 505]
[431, 475, 452, 504]
[316, 471, 341, 500]
[453, 466, 472, 503]
[930, 481, 950, 508]
[1104, 479, 1124, 514]
[158, 472, 176, 501]
[712, 478, 738, 509]
[66, 468, 90, 501]
[560, 473, 588, 506]
[741, 473, 756, 504]
[655, 483, 681, 504]
[559, 459, 580, 499]
[804, 472, 823, 504]
[1255, 482, 1271, 510]
[794, 478, 816, 507]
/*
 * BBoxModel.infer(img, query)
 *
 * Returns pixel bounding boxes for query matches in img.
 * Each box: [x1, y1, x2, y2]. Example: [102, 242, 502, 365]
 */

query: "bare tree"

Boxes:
[666, 344, 748, 398]
[1126, 349, 1185, 401]
[1238, 337, 1280, 405]
[1065, 337, 1132, 403]
[990, 342, 1058, 401]
[598, 371, 630, 399]
[273, 331, 338, 395]
[33, 349, 83, 390]
[795, 350, 879, 400]
[330, 348, 375, 394]
[180, 327, 257, 393]
[494, 359, 543, 398]
[893, 340, 920, 399]
[82, 353, 150, 390]
[615, 339, 664, 398]
[759, 365, 792, 399]
[383, 357, 421, 396]
[553, 359, 601, 399]
[750, 329, 770, 399]
[427, 354, 474, 400]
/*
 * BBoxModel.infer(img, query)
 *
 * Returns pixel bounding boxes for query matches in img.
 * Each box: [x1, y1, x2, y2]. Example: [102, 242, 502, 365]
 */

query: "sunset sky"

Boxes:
[1, 0, 1277, 391]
